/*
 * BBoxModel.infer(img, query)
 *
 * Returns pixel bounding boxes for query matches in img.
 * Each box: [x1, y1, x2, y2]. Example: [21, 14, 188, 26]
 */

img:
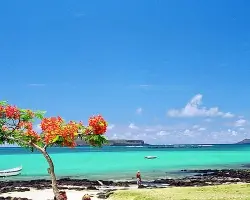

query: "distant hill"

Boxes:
[76, 139, 147, 146]
[236, 139, 250, 144]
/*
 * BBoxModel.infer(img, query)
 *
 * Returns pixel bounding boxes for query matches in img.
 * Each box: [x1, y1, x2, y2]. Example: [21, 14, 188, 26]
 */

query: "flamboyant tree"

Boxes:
[0, 101, 108, 200]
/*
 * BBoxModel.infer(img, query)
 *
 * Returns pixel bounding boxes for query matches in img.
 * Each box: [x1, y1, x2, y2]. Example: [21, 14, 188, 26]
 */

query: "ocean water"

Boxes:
[0, 144, 250, 181]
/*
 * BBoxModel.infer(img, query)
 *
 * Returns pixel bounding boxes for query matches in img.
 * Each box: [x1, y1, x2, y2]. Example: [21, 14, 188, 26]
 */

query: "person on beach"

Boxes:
[82, 194, 91, 200]
[54, 191, 67, 200]
[136, 170, 142, 187]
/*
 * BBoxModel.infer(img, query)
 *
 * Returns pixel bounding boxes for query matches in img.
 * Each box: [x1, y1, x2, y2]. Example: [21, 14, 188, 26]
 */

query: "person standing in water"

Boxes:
[136, 170, 142, 187]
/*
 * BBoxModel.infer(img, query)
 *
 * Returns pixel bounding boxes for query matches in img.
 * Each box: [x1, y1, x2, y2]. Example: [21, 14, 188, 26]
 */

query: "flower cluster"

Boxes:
[1, 101, 108, 148]
[41, 117, 80, 147]
[18, 121, 40, 141]
[88, 115, 107, 135]
[25, 129, 40, 141]
[18, 121, 33, 130]
[0, 105, 20, 119]
[41, 117, 63, 133]
[0, 104, 40, 141]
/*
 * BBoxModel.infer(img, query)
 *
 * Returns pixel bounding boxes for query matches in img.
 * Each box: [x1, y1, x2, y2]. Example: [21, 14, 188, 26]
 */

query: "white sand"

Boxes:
[0, 185, 138, 200]
[0, 188, 100, 200]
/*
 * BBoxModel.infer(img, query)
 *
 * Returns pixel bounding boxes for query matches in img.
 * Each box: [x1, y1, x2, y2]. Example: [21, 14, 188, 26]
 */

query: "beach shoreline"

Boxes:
[1, 168, 250, 199]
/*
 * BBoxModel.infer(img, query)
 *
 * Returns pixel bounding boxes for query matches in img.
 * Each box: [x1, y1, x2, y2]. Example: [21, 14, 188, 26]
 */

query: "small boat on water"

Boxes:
[144, 156, 157, 159]
[0, 166, 22, 177]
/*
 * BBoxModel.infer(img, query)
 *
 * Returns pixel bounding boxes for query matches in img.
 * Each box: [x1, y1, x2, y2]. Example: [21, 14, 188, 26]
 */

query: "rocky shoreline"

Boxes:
[0, 169, 250, 199]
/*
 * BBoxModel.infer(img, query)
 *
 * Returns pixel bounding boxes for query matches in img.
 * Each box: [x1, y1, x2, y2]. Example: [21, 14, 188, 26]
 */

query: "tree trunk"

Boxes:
[41, 150, 61, 200]
[33, 144, 62, 200]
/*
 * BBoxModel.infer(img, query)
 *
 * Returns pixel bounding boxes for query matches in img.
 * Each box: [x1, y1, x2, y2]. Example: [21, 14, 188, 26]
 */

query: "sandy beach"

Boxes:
[1, 183, 250, 200]
[0, 184, 139, 200]
[1, 169, 250, 200]
[0, 188, 101, 200]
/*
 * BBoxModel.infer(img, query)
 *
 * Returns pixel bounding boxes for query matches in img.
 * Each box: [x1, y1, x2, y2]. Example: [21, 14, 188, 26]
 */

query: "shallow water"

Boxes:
[0, 144, 250, 180]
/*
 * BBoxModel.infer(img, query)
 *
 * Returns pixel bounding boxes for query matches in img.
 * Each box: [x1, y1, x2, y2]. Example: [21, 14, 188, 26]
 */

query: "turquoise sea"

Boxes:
[1, 144, 250, 181]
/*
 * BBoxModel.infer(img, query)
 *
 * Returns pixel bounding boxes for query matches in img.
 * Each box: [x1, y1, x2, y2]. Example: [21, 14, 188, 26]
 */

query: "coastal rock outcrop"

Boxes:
[1, 169, 250, 195]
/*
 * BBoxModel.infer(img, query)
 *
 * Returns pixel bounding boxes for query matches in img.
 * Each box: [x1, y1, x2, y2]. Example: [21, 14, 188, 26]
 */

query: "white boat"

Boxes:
[0, 166, 22, 177]
[145, 156, 157, 159]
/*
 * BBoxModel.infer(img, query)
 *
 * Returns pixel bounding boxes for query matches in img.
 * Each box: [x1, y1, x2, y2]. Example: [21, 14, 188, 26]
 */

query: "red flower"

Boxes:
[0, 106, 4, 113]
[24, 129, 40, 141]
[1, 101, 108, 151]
[41, 117, 63, 132]
[88, 115, 107, 135]
[4, 105, 20, 119]
[41, 117, 80, 147]
[18, 121, 33, 130]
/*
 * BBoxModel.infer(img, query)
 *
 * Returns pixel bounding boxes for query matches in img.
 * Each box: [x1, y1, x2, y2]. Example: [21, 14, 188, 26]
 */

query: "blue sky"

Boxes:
[1, 0, 250, 144]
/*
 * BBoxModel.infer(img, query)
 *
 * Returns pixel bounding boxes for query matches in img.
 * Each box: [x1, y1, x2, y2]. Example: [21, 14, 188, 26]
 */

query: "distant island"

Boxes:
[76, 139, 147, 146]
[235, 139, 250, 144]
[76, 138, 250, 146]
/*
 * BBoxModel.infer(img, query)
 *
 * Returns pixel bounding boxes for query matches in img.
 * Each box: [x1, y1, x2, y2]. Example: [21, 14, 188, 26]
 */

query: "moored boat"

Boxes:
[0, 166, 22, 177]
[144, 156, 157, 159]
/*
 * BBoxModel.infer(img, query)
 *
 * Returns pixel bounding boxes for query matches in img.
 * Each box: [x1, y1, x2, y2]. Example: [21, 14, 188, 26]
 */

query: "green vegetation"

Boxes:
[109, 184, 250, 200]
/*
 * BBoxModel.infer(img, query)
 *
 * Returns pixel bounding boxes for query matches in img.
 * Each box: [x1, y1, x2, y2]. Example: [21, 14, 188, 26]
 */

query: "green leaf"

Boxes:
[36, 140, 44, 148]
[0, 101, 7, 106]
[36, 110, 46, 116]
[52, 135, 60, 143]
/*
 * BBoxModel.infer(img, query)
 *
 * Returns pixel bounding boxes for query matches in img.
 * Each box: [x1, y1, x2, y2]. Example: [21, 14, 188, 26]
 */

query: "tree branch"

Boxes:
[44, 144, 48, 150]
[31, 142, 44, 152]
[4, 135, 34, 149]
[7, 118, 20, 134]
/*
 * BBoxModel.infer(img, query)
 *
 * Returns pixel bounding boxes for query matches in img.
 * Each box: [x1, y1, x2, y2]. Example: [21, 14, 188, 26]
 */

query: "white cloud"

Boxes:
[110, 133, 118, 139]
[139, 84, 151, 88]
[231, 131, 238, 136]
[105, 120, 250, 144]
[28, 84, 46, 87]
[235, 119, 247, 127]
[136, 107, 143, 114]
[167, 94, 234, 118]
[204, 118, 212, 122]
[228, 129, 238, 136]
[156, 131, 170, 136]
[182, 129, 195, 137]
[223, 112, 234, 118]
[145, 128, 157, 132]
[128, 123, 139, 129]
[107, 124, 115, 130]
[192, 124, 206, 131]
[133, 84, 191, 92]
[192, 125, 199, 129]
[183, 129, 191, 134]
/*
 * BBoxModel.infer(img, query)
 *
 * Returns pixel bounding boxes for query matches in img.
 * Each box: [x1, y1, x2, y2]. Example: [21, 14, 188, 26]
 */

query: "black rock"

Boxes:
[138, 185, 146, 189]
[113, 182, 130, 187]
[97, 191, 114, 199]
[0, 168, 250, 194]
[86, 185, 98, 190]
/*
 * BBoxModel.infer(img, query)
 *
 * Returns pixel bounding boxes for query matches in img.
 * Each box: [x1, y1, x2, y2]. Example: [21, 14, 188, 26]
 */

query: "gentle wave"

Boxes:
[125, 146, 144, 148]
[198, 145, 214, 147]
